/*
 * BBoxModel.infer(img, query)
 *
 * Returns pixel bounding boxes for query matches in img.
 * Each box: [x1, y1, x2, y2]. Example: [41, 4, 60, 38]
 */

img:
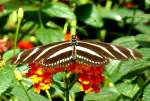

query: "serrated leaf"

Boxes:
[112, 36, 139, 48]
[35, 27, 64, 45]
[11, 85, 48, 101]
[3, 49, 20, 61]
[41, 2, 75, 19]
[116, 83, 139, 98]
[75, 4, 103, 28]
[0, 65, 15, 95]
[84, 87, 120, 101]
[143, 83, 150, 101]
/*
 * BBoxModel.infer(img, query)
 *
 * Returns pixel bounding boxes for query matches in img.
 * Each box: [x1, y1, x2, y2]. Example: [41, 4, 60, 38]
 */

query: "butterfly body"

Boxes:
[11, 36, 142, 68]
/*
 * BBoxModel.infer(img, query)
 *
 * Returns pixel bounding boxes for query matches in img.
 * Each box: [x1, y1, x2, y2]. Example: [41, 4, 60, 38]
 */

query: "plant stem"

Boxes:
[13, 18, 22, 56]
[64, 72, 69, 101]
[19, 81, 32, 101]
[70, 19, 77, 36]
[37, 11, 44, 28]
[105, 0, 112, 11]
[63, 20, 69, 34]
[45, 90, 52, 101]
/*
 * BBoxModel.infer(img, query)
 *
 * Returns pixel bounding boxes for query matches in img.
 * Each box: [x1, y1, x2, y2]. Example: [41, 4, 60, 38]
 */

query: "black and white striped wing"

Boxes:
[76, 41, 142, 65]
[11, 41, 73, 67]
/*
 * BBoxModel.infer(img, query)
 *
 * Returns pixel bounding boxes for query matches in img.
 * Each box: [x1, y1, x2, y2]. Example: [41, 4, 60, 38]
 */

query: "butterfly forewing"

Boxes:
[41, 46, 73, 67]
[78, 41, 142, 61]
[11, 41, 72, 67]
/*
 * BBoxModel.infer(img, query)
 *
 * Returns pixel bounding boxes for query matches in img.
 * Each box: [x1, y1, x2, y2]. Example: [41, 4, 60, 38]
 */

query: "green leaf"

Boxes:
[97, 5, 122, 21]
[0, 0, 9, 3]
[116, 83, 139, 98]
[70, 83, 80, 93]
[115, 8, 148, 23]
[75, 4, 103, 28]
[53, 72, 65, 81]
[41, 2, 75, 19]
[136, 34, 150, 47]
[112, 36, 139, 48]
[35, 27, 64, 44]
[135, 24, 150, 35]
[106, 60, 150, 82]
[139, 48, 150, 60]
[143, 83, 150, 101]
[0, 65, 15, 95]
[11, 85, 48, 101]
[3, 49, 20, 61]
[46, 21, 61, 29]
[84, 87, 120, 101]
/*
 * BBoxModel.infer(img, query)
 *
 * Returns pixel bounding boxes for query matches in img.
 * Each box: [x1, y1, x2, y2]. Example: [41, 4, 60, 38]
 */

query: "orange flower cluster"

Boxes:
[27, 62, 104, 94]
[67, 63, 104, 93]
[26, 63, 52, 93]
[26, 63, 64, 93]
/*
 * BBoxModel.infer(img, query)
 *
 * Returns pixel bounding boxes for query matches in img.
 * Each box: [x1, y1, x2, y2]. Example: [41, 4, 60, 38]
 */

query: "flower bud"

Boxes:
[17, 8, 24, 19]
[14, 70, 22, 80]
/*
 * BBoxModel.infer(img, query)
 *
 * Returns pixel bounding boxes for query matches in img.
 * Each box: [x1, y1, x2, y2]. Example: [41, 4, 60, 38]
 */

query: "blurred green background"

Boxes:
[0, 0, 150, 101]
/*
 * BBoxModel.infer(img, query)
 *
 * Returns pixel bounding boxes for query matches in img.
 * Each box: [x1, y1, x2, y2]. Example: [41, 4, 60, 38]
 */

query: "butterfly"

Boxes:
[11, 35, 142, 67]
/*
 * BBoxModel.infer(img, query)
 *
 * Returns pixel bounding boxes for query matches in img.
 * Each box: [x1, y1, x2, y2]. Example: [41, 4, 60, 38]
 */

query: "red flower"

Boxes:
[64, 32, 72, 41]
[64, 32, 79, 41]
[0, 39, 12, 60]
[0, 4, 4, 12]
[67, 63, 104, 93]
[124, 2, 135, 8]
[26, 63, 52, 93]
[26, 62, 65, 93]
[18, 40, 33, 49]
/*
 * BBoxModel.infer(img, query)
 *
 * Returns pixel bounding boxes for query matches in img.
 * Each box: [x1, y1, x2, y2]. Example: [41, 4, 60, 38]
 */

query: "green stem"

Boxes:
[64, 72, 69, 101]
[105, 0, 112, 11]
[13, 18, 22, 56]
[19, 81, 32, 101]
[45, 90, 52, 101]
[70, 19, 77, 36]
[63, 20, 69, 34]
[37, 11, 44, 28]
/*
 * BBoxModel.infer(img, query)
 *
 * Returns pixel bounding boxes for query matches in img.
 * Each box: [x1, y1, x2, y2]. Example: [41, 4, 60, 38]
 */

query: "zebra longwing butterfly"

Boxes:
[11, 36, 142, 67]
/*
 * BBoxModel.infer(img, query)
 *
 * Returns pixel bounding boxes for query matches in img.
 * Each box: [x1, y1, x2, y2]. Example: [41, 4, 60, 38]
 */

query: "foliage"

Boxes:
[0, 0, 150, 101]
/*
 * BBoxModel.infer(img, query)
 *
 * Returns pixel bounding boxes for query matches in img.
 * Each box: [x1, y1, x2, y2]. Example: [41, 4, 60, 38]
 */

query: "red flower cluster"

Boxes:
[27, 62, 104, 94]
[67, 63, 104, 93]
[26, 62, 64, 93]
[18, 40, 33, 49]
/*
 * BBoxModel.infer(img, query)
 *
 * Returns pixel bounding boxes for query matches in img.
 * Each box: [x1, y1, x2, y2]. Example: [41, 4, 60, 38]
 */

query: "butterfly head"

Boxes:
[71, 35, 78, 46]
